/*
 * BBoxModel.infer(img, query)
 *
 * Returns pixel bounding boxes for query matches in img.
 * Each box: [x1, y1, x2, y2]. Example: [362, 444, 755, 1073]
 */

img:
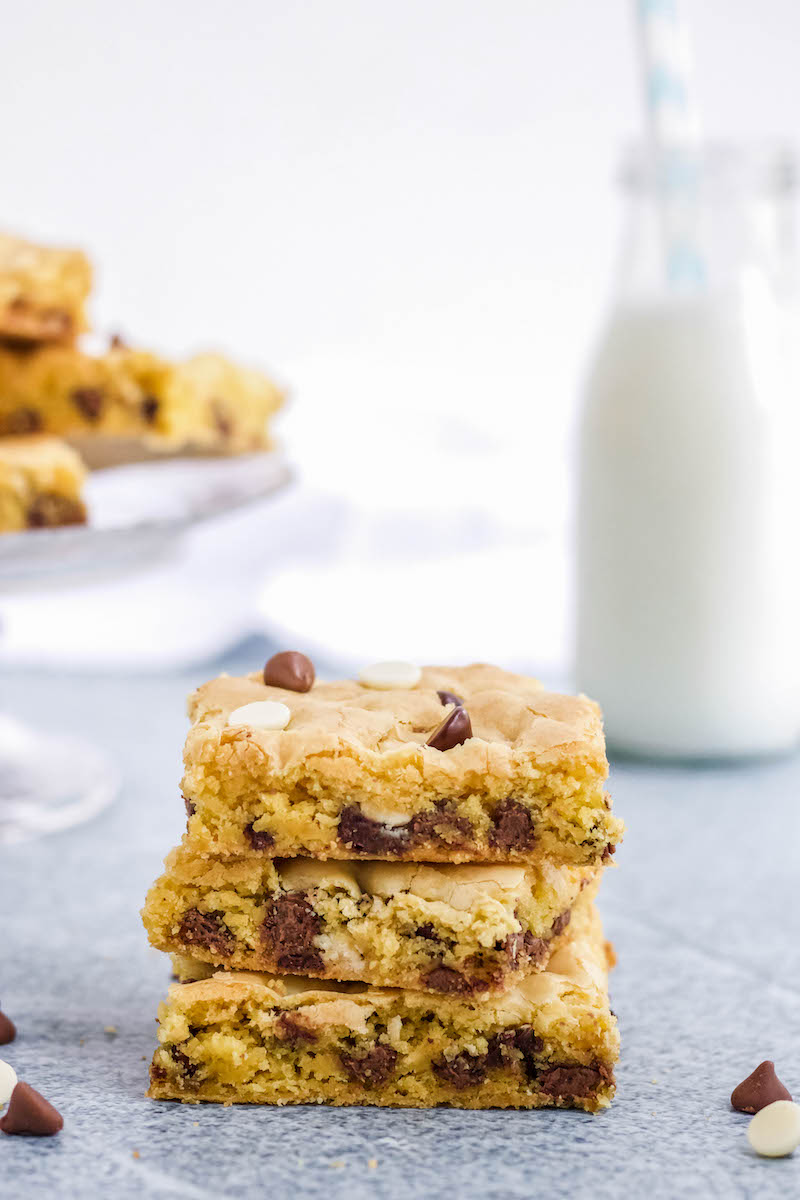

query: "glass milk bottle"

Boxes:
[576, 147, 800, 759]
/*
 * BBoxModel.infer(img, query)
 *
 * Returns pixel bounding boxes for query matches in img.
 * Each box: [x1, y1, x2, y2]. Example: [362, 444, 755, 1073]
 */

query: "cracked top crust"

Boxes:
[186, 664, 608, 789]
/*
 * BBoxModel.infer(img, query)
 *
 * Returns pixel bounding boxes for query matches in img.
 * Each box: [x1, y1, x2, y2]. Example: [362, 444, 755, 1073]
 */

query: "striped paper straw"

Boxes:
[633, 0, 705, 286]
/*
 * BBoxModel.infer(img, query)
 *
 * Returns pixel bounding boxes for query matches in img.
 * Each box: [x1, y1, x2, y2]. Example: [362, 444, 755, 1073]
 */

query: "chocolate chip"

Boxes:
[731, 1061, 792, 1114]
[421, 965, 473, 994]
[141, 396, 159, 424]
[0, 1010, 16, 1045]
[0, 1082, 63, 1136]
[489, 798, 536, 852]
[27, 494, 86, 528]
[177, 908, 235, 958]
[150, 1064, 167, 1083]
[338, 805, 413, 856]
[245, 822, 275, 851]
[261, 893, 323, 973]
[183, 796, 196, 820]
[521, 932, 550, 966]
[409, 802, 472, 847]
[415, 923, 439, 941]
[427, 706, 472, 751]
[211, 399, 233, 438]
[71, 387, 104, 421]
[263, 650, 315, 693]
[601, 843, 616, 862]
[487, 1024, 543, 1074]
[433, 1052, 488, 1089]
[437, 690, 463, 707]
[550, 908, 571, 939]
[339, 1045, 398, 1086]
[538, 1063, 610, 1099]
[170, 1046, 197, 1077]
[110, 332, 128, 350]
[274, 1013, 317, 1045]
[3, 407, 42, 435]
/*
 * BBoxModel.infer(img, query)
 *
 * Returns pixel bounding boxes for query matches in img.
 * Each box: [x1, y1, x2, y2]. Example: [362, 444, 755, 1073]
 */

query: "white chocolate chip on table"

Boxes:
[358, 661, 421, 690]
[227, 701, 291, 731]
[747, 1100, 800, 1158]
[0, 1060, 17, 1106]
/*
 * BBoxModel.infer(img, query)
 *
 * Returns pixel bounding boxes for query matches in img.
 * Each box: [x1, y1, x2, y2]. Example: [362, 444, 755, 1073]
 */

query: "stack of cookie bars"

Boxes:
[0, 231, 283, 533]
[143, 656, 623, 1112]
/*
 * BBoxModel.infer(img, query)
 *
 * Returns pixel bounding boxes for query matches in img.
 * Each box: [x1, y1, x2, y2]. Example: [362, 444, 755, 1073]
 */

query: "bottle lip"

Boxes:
[619, 141, 797, 195]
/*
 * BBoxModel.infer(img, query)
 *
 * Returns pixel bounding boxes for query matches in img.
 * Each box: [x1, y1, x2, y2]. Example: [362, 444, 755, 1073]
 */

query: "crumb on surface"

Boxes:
[104, 1025, 118, 1036]
[368, 1159, 378, 1169]
[132, 1151, 140, 1159]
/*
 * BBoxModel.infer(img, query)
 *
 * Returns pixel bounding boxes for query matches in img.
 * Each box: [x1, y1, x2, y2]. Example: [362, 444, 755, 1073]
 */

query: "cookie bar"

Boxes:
[0, 232, 91, 345]
[143, 844, 597, 994]
[0, 435, 87, 532]
[182, 665, 621, 866]
[147, 900, 618, 1112]
[0, 342, 284, 458]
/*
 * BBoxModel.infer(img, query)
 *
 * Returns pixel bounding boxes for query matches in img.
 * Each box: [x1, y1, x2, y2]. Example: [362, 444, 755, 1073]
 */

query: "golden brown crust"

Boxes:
[181, 665, 621, 866]
[0, 233, 91, 343]
[0, 434, 87, 531]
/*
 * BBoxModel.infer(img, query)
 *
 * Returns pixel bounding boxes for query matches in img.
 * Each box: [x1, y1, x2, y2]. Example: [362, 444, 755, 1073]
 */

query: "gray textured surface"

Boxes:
[2, 638, 799, 1199]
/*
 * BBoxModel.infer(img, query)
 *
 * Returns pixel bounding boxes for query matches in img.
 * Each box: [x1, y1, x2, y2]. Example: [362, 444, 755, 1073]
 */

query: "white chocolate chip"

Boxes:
[358, 661, 421, 690]
[0, 1059, 17, 1106]
[747, 1100, 800, 1158]
[227, 700, 291, 731]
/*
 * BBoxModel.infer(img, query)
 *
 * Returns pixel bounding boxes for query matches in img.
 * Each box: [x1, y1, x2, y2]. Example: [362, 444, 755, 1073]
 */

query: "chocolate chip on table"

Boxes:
[263, 651, 315, 693]
[71, 387, 104, 421]
[489, 798, 536, 852]
[177, 908, 235, 958]
[262, 893, 323, 972]
[433, 1051, 488, 1089]
[426, 706, 472, 751]
[0, 1082, 63, 1136]
[436, 690, 463, 707]
[339, 1045, 398, 1086]
[245, 822, 275, 851]
[0, 1010, 16, 1045]
[731, 1061, 792, 1114]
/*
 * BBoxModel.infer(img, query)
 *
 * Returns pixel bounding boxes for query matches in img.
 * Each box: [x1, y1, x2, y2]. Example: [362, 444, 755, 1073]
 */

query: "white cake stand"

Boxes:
[0, 451, 291, 843]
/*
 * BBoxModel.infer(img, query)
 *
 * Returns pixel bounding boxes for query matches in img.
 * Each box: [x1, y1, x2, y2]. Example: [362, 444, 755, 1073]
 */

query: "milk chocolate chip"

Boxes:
[437, 690, 462, 707]
[262, 893, 323, 972]
[427, 706, 472, 751]
[0, 1010, 16, 1045]
[0, 1082, 63, 1136]
[339, 1045, 398, 1086]
[732, 1061, 792, 1114]
[263, 650, 315, 693]
[71, 387, 103, 421]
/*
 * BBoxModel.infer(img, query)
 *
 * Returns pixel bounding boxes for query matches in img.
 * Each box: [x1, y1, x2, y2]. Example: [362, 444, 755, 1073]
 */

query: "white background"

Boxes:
[2, 0, 799, 673]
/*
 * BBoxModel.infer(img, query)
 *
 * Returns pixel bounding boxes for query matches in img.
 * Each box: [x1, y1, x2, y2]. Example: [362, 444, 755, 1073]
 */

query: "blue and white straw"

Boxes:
[634, 0, 705, 287]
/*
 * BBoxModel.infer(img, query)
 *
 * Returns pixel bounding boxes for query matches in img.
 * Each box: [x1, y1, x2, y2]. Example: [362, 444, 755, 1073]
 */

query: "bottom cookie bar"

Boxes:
[148, 901, 618, 1112]
[0, 435, 87, 531]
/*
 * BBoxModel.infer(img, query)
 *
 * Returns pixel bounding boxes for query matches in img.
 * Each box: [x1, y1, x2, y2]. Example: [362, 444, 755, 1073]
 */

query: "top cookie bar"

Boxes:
[182, 662, 621, 866]
[0, 233, 91, 345]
